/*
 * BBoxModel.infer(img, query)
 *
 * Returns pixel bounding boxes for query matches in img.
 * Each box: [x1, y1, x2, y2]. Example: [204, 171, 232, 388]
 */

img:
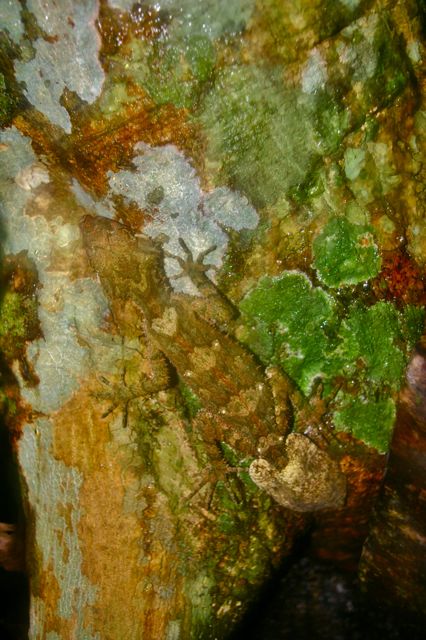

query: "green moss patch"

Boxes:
[199, 65, 318, 207]
[0, 290, 38, 361]
[336, 302, 407, 388]
[239, 271, 336, 394]
[312, 217, 381, 287]
[333, 395, 395, 452]
[240, 271, 424, 451]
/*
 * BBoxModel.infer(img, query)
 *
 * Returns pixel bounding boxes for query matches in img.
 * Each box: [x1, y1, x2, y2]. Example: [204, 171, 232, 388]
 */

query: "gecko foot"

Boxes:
[165, 237, 218, 285]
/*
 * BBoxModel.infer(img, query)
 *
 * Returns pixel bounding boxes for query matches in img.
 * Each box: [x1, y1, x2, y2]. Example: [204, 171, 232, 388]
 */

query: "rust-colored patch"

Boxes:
[96, 1, 168, 58]
[372, 248, 426, 305]
[67, 97, 200, 197]
[14, 88, 200, 204]
[35, 563, 75, 638]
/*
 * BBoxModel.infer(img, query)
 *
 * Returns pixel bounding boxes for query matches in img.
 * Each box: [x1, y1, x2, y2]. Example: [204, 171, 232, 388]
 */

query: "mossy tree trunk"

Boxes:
[0, 0, 425, 638]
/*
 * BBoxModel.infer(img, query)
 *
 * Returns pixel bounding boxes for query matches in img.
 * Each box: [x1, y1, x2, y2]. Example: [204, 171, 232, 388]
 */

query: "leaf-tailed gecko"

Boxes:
[80, 215, 346, 512]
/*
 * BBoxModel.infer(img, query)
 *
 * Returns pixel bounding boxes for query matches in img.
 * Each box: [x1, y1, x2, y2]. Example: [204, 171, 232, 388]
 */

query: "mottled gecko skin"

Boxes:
[80, 215, 346, 512]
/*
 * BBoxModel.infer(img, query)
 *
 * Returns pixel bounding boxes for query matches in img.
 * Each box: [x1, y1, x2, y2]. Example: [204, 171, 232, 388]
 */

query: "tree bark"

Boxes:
[0, 0, 424, 638]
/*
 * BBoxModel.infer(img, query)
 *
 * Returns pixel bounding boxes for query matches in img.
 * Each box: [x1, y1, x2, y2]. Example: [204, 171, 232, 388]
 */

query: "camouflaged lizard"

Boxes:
[80, 215, 346, 512]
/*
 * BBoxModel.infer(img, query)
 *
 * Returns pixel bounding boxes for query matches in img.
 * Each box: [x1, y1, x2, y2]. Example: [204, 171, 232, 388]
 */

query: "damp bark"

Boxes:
[0, 1, 425, 638]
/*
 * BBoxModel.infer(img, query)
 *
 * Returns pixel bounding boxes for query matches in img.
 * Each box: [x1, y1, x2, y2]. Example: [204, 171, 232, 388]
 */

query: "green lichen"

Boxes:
[334, 395, 395, 452]
[128, 35, 215, 109]
[312, 217, 381, 287]
[335, 302, 407, 388]
[199, 65, 318, 207]
[239, 271, 424, 451]
[0, 290, 38, 360]
[239, 271, 336, 394]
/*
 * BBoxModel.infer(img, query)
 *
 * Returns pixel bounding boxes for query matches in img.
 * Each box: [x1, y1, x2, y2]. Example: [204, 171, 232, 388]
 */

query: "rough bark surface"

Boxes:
[0, 0, 424, 638]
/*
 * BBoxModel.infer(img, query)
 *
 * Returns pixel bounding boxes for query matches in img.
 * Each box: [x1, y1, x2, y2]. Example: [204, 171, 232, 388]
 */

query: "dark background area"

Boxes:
[0, 419, 28, 640]
[230, 532, 425, 640]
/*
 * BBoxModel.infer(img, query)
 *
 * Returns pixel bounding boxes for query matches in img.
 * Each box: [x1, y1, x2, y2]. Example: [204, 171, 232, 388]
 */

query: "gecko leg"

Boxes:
[185, 411, 251, 512]
[185, 458, 248, 514]
[95, 367, 168, 429]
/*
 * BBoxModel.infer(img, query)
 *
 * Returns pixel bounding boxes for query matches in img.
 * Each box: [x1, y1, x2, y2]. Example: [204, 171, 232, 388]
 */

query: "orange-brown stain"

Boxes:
[51, 382, 188, 639]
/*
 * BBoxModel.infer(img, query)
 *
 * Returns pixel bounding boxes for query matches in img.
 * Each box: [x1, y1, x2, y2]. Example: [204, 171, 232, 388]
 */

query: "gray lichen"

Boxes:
[14, 0, 104, 132]
[0, 127, 122, 412]
[0, 0, 24, 44]
[107, 143, 259, 295]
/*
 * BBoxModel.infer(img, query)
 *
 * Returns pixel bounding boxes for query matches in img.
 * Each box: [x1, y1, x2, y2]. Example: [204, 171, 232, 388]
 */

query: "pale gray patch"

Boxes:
[301, 48, 328, 94]
[0, 127, 123, 413]
[15, 38, 73, 132]
[15, 162, 50, 191]
[21, 276, 119, 414]
[203, 186, 258, 231]
[0, 126, 36, 181]
[0, 0, 24, 44]
[108, 143, 258, 295]
[15, 0, 104, 132]
[19, 420, 99, 637]
[0, 127, 42, 253]
[108, 0, 134, 8]
[109, 142, 202, 221]
[71, 178, 116, 219]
